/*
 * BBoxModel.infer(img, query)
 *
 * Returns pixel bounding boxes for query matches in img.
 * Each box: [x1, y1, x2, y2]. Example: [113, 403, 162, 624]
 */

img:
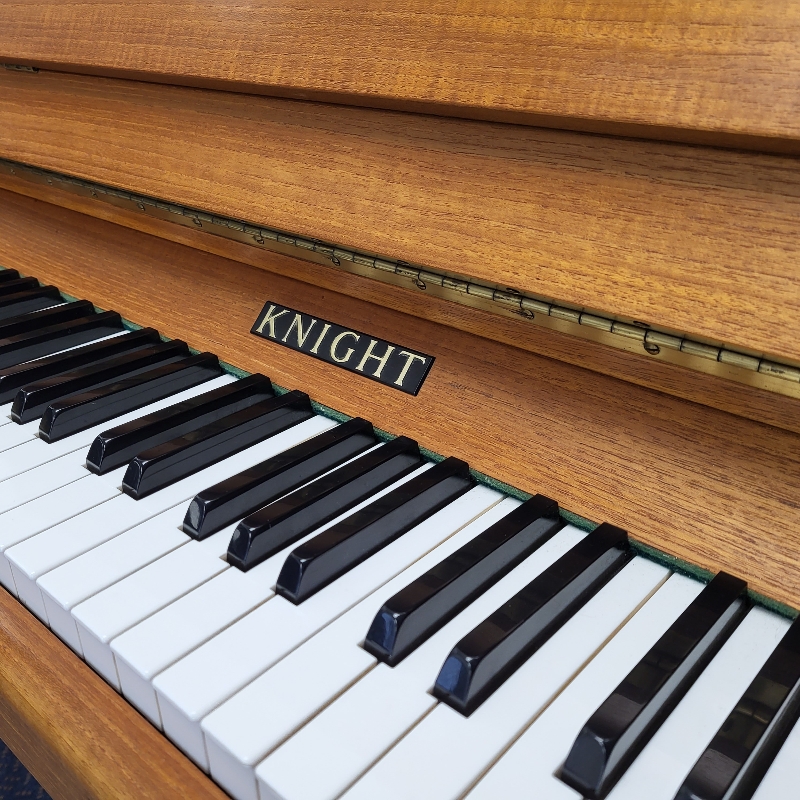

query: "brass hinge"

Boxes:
[2, 157, 799, 399]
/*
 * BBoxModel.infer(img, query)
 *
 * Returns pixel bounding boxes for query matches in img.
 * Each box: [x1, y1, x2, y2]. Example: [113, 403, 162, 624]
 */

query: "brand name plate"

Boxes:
[251, 302, 434, 395]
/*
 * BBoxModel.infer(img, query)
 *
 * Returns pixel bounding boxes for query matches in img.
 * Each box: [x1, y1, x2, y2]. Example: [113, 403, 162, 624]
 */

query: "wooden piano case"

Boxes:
[0, 3, 799, 797]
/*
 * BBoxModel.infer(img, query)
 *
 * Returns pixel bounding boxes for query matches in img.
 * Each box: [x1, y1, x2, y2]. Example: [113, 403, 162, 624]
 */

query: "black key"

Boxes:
[0, 269, 21, 283]
[364, 494, 564, 667]
[433, 522, 632, 717]
[275, 457, 474, 604]
[0, 312, 129, 376]
[0, 285, 64, 320]
[86, 373, 274, 474]
[39, 352, 223, 442]
[0, 277, 39, 296]
[184, 417, 377, 540]
[0, 300, 95, 339]
[560, 572, 749, 799]
[122, 390, 314, 499]
[0, 326, 158, 403]
[10, 339, 189, 423]
[229, 436, 423, 572]
[673, 615, 800, 800]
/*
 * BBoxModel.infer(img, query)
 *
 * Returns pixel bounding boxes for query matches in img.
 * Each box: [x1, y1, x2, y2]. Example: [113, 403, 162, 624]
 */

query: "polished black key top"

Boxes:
[229, 436, 422, 572]
[122, 390, 314, 499]
[433, 522, 632, 717]
[0, 326, 158, 403]
[0, 310, 127, 372]
[0, 269, 21, 283]
[673, 615, 800, 800]
[561, 572, 749, 799]
[276, 457, 474, 604]
[185, 417, 377, 540]
[0, 285, 64, 320]
[364, 494, 563, 667]
[11, 339, 190, 423]
[0, 299, 95, 339]
[86, 373, 273, 474]
[0, 277, 39, 297]
[39, 352, 223, 442]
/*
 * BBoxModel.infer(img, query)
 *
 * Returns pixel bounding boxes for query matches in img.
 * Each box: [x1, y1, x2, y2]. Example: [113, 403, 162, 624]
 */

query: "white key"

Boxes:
[464, 584, 781, 800]
[133, 464, 438, 743]
[605, 606, 790, 800]
[148, 484, 502, 769]
[6, 415, 336, 619]
[0, 452, 95, 515]
[0, 401, 12, 425]
[0, 475, 121, 596]
[264, 556, 668, 800]
[0, 417, 39, 451]
[73, 529, 233, 689]
[203, 498, 522, 800]
[751, 713, 800, 799]
[38, 503, 190, 652]
[123, 557, 277, 728]
[0, 373, 235, 482]
[0, 461, 130, 577]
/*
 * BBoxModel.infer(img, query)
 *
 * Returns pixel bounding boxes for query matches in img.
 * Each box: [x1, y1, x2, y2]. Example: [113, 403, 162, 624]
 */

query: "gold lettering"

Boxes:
[281, 313, 317, 348]
[254, 304, 290, 338]
[309, 323, 332, 354]
[355, 339, 396, 378]
[394, 350, 428, 387]
[330, 331, 360, 363]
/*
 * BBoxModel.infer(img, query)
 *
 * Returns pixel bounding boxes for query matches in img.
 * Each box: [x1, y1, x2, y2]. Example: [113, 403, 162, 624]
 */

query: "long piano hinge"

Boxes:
[2, 157, 800, 401]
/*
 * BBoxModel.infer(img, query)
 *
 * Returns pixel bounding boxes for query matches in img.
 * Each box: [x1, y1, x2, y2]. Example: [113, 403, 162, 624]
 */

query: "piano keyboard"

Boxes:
[1, 270, 798, 800]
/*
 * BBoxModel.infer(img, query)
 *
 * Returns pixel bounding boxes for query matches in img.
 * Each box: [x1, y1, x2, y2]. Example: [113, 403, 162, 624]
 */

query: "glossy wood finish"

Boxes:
[2, 72, 800, 365]
[5, 168, 800, 438]
[0, 585, 227, 800]
[1, 1, 800, 150]
[1, 188, 798, 612]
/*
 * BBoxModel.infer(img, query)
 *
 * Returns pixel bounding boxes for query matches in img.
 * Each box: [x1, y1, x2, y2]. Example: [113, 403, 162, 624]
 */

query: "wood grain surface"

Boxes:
[5, 168, 800, 438]
[1, 188, 798, 612]
[2, 71, 800, 366]
[1, 1, 800, 149]
[0, 584, 227, 800]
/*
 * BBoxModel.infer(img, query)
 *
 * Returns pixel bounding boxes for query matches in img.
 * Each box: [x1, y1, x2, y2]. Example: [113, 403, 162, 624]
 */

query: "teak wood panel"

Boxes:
[1, 1, 800, 150]
[3, 72, 800, 366]
[1, 189, 799, 611]
[5, 167, 800, 439]
[0, 587, 226, 800]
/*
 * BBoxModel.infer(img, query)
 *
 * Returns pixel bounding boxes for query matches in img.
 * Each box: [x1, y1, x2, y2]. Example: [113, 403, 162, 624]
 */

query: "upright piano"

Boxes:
[0, 3, 799, 799]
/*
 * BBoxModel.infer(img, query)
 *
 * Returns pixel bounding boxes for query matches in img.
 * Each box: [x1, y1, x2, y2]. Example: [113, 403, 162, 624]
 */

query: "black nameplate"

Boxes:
[251, 302, 434, 396]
